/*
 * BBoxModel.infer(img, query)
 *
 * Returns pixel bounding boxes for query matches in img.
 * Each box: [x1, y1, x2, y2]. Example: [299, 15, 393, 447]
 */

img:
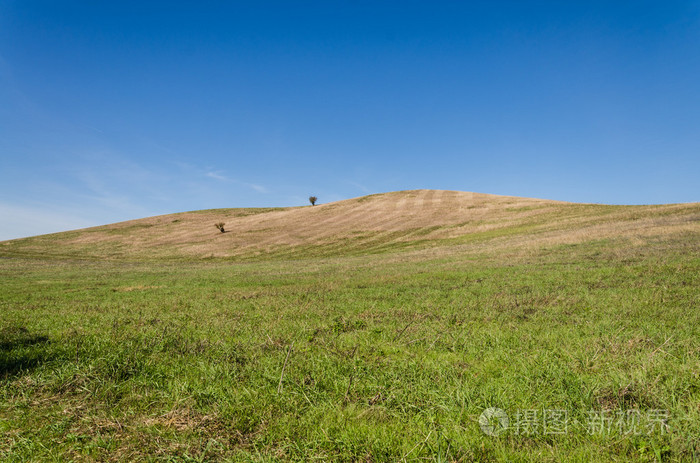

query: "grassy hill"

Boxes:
[2, 189, 698, 260]
[1, 190, 699, 462]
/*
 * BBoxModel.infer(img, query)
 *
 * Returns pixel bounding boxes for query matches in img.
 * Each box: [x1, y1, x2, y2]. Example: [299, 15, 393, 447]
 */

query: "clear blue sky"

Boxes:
[1, 1, 699, 240]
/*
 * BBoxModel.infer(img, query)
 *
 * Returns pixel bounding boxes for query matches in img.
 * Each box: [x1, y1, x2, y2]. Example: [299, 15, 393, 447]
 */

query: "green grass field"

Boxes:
[1, 192, 699, 461]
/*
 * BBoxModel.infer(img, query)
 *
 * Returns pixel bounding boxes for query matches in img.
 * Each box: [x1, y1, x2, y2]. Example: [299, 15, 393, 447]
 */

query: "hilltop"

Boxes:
[1, 189, 698, 260]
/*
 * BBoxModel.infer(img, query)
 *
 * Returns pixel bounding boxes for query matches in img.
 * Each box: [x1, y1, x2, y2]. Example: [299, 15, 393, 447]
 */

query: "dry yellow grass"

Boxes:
[2, 189, 698, 260]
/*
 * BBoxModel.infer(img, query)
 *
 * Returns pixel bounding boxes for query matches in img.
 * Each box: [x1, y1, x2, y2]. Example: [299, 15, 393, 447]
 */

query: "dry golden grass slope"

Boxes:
[1, 189, 699, 260]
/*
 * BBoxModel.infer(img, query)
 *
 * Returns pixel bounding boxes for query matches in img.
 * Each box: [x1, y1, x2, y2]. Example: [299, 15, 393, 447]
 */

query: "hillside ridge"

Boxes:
[2, 189, 698, 260]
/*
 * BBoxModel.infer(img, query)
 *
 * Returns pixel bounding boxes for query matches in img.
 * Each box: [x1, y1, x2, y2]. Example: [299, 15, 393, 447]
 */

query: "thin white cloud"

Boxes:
[245, 183, 268, 193]
[68, 152, 161, 217]
[205, 171, 232, 182]
[202, 167, 268, 193]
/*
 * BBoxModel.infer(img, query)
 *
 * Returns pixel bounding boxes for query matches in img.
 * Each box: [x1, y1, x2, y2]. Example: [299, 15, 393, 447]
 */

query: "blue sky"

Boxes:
[1, 1, 699, 240]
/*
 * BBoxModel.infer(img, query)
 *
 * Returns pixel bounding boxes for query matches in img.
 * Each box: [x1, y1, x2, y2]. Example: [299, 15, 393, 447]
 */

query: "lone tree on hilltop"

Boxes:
[309, 196, 318, 206]
[215, 222, 226, 233]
